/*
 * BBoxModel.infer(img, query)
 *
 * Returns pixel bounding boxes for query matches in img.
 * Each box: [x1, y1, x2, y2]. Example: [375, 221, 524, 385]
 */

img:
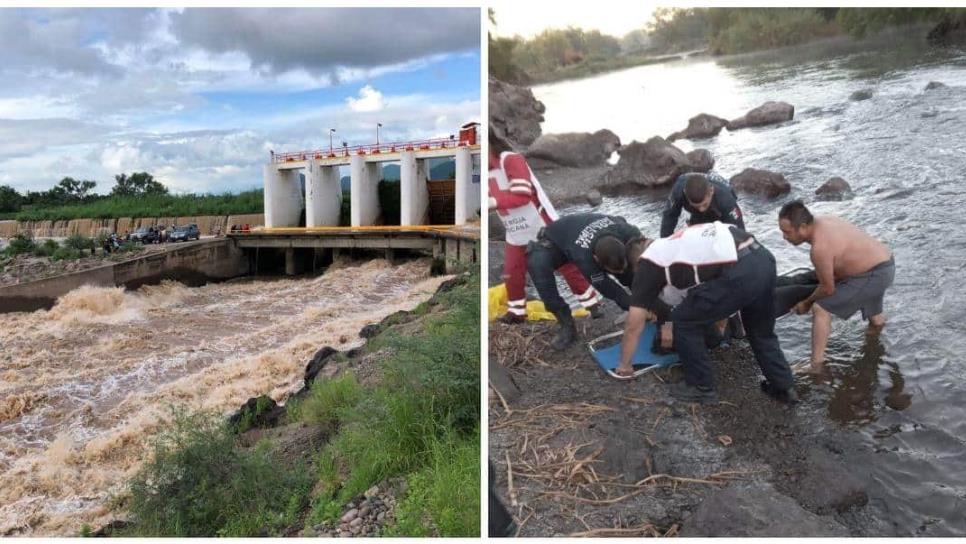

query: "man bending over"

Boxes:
[778, 200, 894, 374]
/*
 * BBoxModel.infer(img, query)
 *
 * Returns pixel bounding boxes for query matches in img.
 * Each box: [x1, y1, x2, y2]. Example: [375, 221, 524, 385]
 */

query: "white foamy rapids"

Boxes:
[0, 258, 451, 535]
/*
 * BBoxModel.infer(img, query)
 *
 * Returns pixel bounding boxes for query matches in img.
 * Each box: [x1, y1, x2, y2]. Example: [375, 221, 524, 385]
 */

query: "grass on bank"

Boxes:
[121, 410, 314, 537]
[119, 270, 481, 537]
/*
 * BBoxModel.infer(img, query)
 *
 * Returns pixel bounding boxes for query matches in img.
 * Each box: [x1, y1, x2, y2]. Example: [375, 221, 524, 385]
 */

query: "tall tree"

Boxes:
[0, 185, 23, 213]
[111, 172, 169, 197]
[55, 177, 97, 201]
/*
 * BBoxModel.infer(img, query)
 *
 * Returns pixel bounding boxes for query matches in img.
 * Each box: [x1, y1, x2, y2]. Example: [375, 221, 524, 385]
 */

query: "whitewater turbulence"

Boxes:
[0, 258, 449, 536]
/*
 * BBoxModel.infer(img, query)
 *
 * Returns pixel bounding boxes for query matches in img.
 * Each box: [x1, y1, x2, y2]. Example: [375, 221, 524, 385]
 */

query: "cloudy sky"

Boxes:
[0, 7, 481, 195]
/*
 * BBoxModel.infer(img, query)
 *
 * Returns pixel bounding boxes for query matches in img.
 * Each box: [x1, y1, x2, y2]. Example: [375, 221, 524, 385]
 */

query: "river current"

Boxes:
[535, 31, 966, 535]
[0, 258, 448, 535]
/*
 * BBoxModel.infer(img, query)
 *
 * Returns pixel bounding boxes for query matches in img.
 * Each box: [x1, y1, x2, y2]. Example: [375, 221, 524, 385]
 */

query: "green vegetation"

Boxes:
[0, 233, 141, 272]
[306, 271, 480, 535]
[51, 247, 83, 261]
[2, 234, 37, 257]
[64, 235, 95, 255]
[118, 271, 481, 537]
[0, 171, 261, 222]
[489, 7, 966, 84]
[707, 8, 838, 55]
[286, 374, 363, 429]
[123, 410, 314, 537]
[385, 428, 480, 537]
[11, 190, 262, 222]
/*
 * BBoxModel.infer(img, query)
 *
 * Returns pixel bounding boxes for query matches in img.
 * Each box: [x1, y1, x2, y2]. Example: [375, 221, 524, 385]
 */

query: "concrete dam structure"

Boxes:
[264, 123, 481, 228]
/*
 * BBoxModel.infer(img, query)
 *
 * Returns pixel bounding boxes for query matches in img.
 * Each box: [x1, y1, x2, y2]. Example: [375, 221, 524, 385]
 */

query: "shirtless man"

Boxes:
[778, 200, 895, 374]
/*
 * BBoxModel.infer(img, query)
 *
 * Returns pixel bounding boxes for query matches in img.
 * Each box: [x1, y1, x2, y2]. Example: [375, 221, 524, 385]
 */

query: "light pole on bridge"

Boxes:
[329, 128, 336, 154]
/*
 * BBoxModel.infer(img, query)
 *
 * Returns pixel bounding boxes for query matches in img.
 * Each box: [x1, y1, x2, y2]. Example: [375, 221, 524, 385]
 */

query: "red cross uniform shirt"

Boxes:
[488, 151, 558, 246]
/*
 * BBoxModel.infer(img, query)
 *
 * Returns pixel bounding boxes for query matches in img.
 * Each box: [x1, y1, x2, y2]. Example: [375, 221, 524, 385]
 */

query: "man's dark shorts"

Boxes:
[817, 257, 895, 320]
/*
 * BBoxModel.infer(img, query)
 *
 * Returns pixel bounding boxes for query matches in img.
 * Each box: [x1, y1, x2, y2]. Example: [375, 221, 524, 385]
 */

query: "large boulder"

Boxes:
[489, 77, 545, 149]
[608, 137, 694, 189]
[305, 346, 338, 386]
[681, 483, 849, 537]
[924, 81, 947, 91]
[850, 89, 874, 101]
[729, 168, 791, 198]
[229, 395, 286, 430]
[585, 189, 603, 207]
[815, 176, 852, 200]
[727, 101, 795, 131]
[686, 149, 715, 173]
[668, 113, 729, 141]
[525, 129, 621, 167]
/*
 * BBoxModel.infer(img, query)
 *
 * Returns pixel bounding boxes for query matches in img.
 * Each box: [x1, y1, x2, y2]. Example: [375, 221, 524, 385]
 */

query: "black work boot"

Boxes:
[727, 314, 746, 340]
[761, 380, 799, 404]
[550, 308, 577, 351]
[669, 381, 719, 405]
[498, 312, 526, 325]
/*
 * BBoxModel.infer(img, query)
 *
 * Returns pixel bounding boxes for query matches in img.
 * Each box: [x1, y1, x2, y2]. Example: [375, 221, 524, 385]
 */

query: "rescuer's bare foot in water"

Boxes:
[867, 313, 886, 335]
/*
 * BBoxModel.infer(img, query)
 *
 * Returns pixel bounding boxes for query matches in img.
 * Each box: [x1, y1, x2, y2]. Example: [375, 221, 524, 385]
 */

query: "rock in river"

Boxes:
[727, 101, 795, 131]
[608, 136, 694, 188]
[686, 148, 715, 173]
[729, 168, 791, 198]
[668, 113, 729, 141]
[815, 176, 852, 200]
[525, 129, 621, 167]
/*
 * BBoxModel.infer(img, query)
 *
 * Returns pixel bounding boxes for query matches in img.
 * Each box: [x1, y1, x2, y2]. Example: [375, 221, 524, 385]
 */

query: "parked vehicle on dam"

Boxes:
[130, 226, 160, 244]
[168, 224, 201, 242]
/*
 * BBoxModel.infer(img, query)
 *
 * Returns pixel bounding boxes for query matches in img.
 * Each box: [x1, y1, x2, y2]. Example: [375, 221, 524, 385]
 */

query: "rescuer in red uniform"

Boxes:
[488, 127, 601, 323]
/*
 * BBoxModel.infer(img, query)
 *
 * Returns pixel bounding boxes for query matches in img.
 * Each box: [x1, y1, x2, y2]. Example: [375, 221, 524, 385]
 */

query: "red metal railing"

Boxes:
[272, 136, 475, 164]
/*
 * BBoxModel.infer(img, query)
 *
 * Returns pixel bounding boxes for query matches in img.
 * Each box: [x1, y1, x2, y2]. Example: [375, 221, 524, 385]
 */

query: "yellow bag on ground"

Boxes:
[488, 283, 589, 322]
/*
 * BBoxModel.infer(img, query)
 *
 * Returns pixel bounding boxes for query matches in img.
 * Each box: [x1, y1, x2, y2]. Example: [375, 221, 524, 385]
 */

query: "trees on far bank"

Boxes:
[111, 172, 169, 197]
[487, 7, 966, 84]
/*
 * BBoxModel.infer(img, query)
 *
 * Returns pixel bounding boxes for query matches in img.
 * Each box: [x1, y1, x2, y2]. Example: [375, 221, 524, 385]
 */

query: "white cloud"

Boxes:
[346, 85, 385, 113]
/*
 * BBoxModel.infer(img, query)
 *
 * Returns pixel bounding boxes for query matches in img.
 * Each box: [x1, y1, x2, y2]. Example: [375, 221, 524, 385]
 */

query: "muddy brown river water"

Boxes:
[0, 258, 448, 535]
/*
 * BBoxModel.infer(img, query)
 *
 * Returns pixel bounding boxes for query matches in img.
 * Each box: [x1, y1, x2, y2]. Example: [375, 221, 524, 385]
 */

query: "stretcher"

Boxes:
[587, 322, 680, 380]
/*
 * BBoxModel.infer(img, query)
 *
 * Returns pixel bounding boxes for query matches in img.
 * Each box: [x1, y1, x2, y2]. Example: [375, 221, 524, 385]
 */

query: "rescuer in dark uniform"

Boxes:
[660, 172, 744, 238]
[617, 221, 797, 405]
[527, 213, 646, 350]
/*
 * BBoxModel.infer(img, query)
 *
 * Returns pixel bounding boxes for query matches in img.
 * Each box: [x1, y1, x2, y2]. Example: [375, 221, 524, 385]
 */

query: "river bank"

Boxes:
[0, 257, 460, 536]
[104, 268, 480, 537]
[489, 28, 966, 534]
[488, 242, 893, 536]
